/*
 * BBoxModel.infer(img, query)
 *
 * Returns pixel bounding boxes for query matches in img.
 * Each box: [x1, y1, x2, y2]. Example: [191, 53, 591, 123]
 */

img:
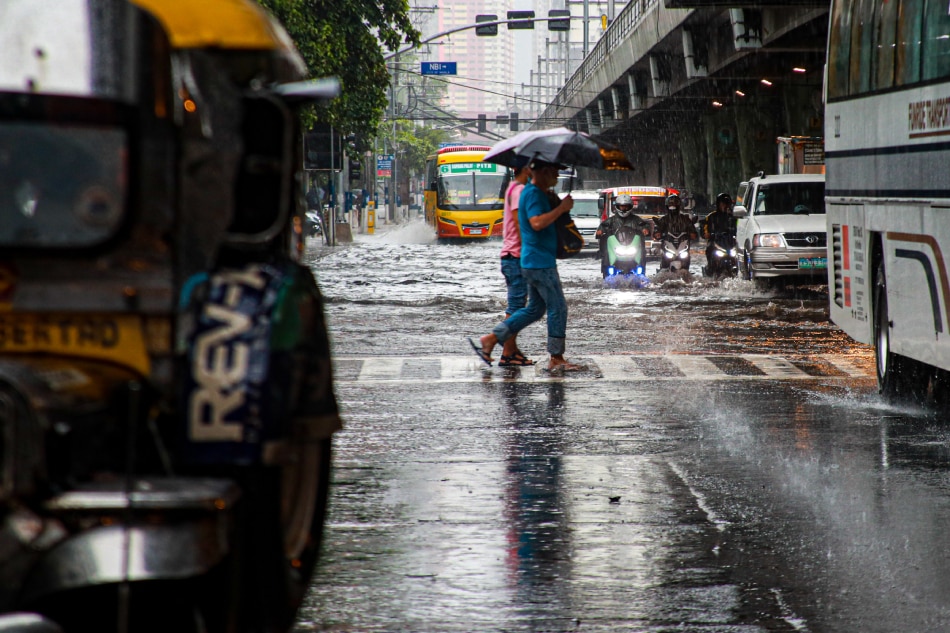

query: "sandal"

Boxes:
[499, 351, 535, 367]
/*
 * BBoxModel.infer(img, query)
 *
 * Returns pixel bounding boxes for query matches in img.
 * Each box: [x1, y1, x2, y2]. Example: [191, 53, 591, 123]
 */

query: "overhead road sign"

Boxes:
[421, 62, 457, 75]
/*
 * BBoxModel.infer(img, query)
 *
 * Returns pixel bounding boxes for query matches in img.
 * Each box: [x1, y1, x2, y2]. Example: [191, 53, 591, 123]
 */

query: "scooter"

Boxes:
[702, 232, 738, 277]
[603, 225, 648, 279]
[306, 209, 325, 236]
[658, 231, 692, 273]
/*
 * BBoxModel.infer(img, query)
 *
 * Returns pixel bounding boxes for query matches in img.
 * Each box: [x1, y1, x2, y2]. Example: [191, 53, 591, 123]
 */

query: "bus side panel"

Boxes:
[878, 205, 950, 371]
[828, 203, 874, 346]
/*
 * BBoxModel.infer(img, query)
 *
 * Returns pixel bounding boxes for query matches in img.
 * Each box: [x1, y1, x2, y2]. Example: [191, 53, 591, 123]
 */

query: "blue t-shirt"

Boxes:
[518, 183, 557, 269]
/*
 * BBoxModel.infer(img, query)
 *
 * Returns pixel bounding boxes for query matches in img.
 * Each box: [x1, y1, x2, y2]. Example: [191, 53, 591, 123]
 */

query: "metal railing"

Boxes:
[537, 0, 659, 129]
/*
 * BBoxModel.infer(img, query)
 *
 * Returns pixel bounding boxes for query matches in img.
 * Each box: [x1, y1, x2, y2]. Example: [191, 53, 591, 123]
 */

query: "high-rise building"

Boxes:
[424, 0, 516, 123]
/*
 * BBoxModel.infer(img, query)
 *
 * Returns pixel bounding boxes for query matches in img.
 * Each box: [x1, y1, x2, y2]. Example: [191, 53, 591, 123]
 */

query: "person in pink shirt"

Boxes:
[496, 160, 534, 366]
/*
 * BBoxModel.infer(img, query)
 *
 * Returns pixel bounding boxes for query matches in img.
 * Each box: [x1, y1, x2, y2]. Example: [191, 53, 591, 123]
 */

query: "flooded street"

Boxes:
[294, 223, 950, 633]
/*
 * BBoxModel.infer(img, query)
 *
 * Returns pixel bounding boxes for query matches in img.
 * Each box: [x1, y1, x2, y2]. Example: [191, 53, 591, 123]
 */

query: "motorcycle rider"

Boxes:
[701, 192, 736, 272]
[596, 193, 651, 275]
[653, 193, 698, 241]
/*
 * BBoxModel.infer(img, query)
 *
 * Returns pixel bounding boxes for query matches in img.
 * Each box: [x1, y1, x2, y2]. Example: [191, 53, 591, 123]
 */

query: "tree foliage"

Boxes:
[258, 0, 420, 151]
[377, 120, 451, 175]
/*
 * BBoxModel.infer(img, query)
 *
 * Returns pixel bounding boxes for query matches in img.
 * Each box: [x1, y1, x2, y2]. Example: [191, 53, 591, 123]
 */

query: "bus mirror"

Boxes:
[427, 179, 437, 191]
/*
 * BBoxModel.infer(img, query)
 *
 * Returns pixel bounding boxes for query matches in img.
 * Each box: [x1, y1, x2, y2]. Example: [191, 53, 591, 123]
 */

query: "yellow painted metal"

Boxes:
[129, 0, 292, 51]
[0, 313, 152, 376]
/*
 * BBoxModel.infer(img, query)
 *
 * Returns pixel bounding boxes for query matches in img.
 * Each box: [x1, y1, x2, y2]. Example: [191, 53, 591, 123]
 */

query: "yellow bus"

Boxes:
[423, 145, 510, 240]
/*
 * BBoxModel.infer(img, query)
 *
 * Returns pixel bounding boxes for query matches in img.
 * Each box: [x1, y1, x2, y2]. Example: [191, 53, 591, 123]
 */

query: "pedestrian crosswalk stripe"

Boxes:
[334, 354, 875, 383]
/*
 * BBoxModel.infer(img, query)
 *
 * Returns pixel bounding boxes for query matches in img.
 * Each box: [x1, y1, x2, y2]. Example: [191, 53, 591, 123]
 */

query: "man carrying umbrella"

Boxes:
[470, 158, 582, 373]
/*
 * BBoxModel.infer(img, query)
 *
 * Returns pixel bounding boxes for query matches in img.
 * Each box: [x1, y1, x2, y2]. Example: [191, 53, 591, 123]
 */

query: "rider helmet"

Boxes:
[614, 193, 634, 218]
[716, 192, 733, 212]
[666, 193, 681, 214]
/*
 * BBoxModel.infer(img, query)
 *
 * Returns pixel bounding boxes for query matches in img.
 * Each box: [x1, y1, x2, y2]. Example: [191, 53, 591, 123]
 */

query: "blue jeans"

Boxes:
[501, 257, 526, 315]
[492, 267, 567, 355]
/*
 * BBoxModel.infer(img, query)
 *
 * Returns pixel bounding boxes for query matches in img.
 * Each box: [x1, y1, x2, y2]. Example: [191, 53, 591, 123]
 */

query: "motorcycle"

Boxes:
[658, 231, 692, 273]
[306, 209, 325, 237]
[603, 225, 648, 279]
[0, 2, 341, 632]
[703, 232, 739, 277]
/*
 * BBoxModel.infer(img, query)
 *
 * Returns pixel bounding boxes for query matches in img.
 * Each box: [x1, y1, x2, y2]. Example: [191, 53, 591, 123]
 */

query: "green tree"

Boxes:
[258, 0, 421, 151]
[378, 120, 451, 176]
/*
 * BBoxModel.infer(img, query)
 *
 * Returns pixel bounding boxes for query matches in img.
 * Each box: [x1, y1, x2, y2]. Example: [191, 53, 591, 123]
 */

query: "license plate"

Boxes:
[799, 257, 827, 269]
[467, 228, 484, 235]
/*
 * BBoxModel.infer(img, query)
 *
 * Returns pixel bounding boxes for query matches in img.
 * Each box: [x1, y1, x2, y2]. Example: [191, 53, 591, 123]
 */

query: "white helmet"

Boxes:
[614, 193, 633, 218]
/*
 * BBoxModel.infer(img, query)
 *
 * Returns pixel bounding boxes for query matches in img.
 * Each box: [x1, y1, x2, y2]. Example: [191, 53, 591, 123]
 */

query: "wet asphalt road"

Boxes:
[293, 222, 950, 633]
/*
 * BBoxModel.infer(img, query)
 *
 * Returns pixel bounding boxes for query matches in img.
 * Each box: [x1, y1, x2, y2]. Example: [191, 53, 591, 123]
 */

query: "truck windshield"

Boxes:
[0, 122, 127, 248]
[754, 182, 826, 216]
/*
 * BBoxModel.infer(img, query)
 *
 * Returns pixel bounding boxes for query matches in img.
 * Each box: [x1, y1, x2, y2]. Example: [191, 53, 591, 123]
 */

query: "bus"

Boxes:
[423, 145, 510, 240]
[825, 0, 950, 402]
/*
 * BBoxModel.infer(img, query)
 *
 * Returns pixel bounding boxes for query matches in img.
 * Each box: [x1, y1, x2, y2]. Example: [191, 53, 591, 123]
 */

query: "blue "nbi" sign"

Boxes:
[420, 62, 457, 76]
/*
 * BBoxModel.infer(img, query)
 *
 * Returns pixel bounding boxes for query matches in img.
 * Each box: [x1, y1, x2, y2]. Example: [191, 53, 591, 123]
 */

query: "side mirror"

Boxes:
[733, 205, 748, 218]
[427, 180, 437, 191]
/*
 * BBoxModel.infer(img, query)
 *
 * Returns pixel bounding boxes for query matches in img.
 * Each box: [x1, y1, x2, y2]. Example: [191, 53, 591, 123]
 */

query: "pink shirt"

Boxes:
[500, 181, 525, 258]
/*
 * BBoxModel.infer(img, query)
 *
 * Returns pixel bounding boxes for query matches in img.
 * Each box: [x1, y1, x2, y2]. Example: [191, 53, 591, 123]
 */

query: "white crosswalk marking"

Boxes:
[742, 355, 810, 378]
[357, 358, 404, 382]
[667, 355, 725, 379]
[593, 355, 645, 381]
[338, 354, 875, 383]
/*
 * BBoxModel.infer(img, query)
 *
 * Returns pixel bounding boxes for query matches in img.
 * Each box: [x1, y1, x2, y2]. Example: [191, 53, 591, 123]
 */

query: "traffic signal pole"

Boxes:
[382, 16, 571, 61]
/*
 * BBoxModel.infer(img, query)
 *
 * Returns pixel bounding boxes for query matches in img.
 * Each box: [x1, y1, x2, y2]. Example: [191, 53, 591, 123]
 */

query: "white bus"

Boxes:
[825, 0, 950, 402]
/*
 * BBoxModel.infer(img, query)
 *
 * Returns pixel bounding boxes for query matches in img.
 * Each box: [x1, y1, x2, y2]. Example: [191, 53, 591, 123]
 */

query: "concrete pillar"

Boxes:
[611, 86, 623, 120]
[682, 29, 707, 79]
[733, 101, 779, 178]
[730, 8, 762, 50]
[702, 110, 742, 202]
[678, 116, 707, 203]
[628, 72, 645, 111]
[650, 55, 671, 98]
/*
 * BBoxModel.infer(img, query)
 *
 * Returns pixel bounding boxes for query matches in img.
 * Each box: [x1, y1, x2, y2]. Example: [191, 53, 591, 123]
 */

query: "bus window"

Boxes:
[827, 0, 854, 98]
[437, 166, 507, 210]
[873, 0, 899, 90]
[897, 0, 925, 86]
[922, 0, 950, 81]
[848, 0, 875, 96]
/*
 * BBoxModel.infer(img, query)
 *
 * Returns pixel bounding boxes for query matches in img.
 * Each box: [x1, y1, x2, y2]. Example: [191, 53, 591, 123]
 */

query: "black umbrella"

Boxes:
[515, 130, 633, 171]
[482, 127, 574, 167]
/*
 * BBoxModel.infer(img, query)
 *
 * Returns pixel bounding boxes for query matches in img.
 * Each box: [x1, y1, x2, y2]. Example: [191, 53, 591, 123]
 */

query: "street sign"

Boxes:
[377, 154, 393, 178]
[421, 62, 457, 76]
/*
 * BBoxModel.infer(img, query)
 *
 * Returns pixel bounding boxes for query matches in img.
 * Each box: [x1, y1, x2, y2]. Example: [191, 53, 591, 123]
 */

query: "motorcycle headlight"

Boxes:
[679, 251, 689, 259]
[753, 233, 784, 248]
[729, 248, 738, 257]
[616, 245, 638, 256]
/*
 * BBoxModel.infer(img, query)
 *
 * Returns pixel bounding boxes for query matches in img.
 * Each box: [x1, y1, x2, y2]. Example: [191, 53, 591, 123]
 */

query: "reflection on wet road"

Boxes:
[295, 224, 950, 633]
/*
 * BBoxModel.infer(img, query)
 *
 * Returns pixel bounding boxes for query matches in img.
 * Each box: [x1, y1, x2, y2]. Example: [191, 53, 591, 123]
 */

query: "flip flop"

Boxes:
[499, 352, 535, 367]
[467, 337, 493, 367]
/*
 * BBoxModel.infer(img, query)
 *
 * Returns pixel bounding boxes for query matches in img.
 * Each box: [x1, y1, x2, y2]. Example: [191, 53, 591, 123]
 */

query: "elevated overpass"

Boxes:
[537, 0, 828, 208]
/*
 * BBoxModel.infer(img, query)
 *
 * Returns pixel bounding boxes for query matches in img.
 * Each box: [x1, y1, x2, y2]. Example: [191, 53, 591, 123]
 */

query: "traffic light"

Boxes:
[510, 113, 519, 131]
[548, 9, 570, 31]
[507, 10, 535, 29]
[475, 14, 497, 36]
[477, 114, 487, 132]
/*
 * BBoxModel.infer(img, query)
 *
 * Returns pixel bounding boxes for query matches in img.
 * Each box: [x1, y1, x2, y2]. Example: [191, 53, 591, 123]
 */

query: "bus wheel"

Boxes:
[874, 261, 915, 401]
